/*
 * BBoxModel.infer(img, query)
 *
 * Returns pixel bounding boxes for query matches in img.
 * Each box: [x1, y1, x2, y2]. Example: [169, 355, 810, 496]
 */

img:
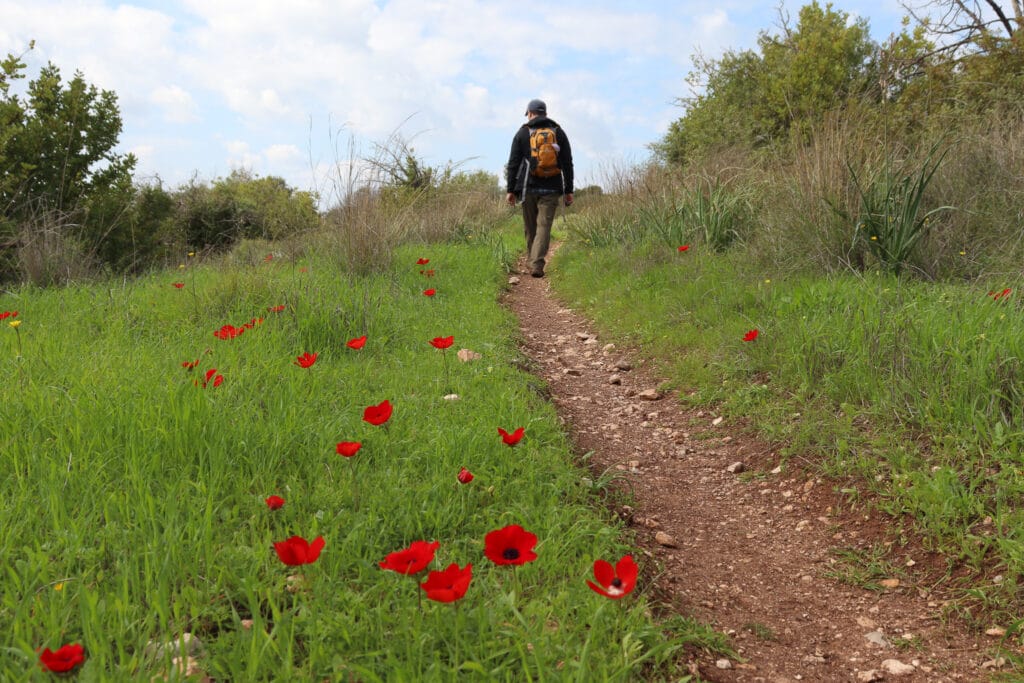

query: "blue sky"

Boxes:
[1, 0, 907, 204]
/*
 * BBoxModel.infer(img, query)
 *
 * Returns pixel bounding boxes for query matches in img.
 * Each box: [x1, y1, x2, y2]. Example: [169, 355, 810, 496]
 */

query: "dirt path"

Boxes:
[503, 250, 1001, 682]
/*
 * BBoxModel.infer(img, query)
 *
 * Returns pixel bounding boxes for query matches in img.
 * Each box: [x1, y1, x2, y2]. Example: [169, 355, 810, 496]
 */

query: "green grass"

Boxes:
[552, 238, 1024, 621]
[0, 235, 725, 681]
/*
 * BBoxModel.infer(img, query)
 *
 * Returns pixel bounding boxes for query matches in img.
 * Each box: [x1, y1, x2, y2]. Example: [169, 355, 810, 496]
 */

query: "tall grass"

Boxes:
[0, 232, 724, 681]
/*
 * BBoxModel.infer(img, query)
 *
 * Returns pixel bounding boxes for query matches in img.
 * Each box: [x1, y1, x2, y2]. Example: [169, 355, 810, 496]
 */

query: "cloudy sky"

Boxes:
[2, 0, 907, 203]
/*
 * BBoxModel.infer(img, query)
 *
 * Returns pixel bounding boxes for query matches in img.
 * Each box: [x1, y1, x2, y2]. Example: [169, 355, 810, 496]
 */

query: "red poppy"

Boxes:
[265, 495, 285, 510]
[363, 399, 393, 426]
[196, 368, 223, 388]
[273, 535, 325, 566]
[497, 427, 525, 447]
[457, 467, 474, 484]
[742, 329, 759, 342]
[347, 335, 367, 350]
[423, 288, 436, 297]
[677, 245, 690, 252]
[991, 288, 1012, 301]
[430, 335, 454, 350]
[423, 269, 435, 277]
[336, 441, 362, 457]
[250, 317, 264, 326]
[264, 253, 274, 262]
[484, 524, 538, 566]
[0, 311, 17, 320]
[214, 324, 244, 339]
[268, 304, 286, 312]
[299, 267, 309, 273]
[172, 282, 185, 289]
[586, 554, 638, 599]
[421, 563, 473, 603]
[379, 540, 440, 575]
[182, 359, 199, 370]
[416, 258, 430, 265]
[38, 643, 85, 673]
[294, 352, 318, 368]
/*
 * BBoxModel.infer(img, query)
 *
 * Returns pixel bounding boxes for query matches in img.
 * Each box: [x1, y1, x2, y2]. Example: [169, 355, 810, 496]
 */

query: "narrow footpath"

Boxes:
[503, 251, 1000, 683]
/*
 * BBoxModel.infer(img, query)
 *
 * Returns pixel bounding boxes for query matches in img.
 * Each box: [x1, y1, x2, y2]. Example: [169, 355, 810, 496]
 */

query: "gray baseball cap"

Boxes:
[525, 99, 546, 115]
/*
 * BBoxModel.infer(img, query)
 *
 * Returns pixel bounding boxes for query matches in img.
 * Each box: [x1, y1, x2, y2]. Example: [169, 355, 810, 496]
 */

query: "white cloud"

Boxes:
[151, 85, 199, 123]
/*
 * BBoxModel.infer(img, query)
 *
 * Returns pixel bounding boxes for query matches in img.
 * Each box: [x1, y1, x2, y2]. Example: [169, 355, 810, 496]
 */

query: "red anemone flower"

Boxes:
[268, 304, 286, 312]
[336, 441, 362, 457]
[347, 335, 367, 350]
[265, 495, 285, 510]
[214, 324, 244, 339]
[423, 269, 435, 277]
[421, 563, 473, 603]
[0, 311, 18, 320]
[363, 399, 393, 426]
[587, 554, 639, 599]
[742, 329, 759, 342]
[677, 245, 690, 252]
[416, 258, 430, 265]
[294, 352, 318, 368]
[264, 253, 274, 262]
[172, 282, 185, 289]
[38, 643, 85, 673]
[497, 427, 525, 447]
[457, 467, 474, 484]
[182, 359, 199, 370]
[484, 524, 538, 566]
[273, 535, 325, 566]
[379, 540, 440, 575]
[196, 368, 223, 388]
[423, 288, 436, 297]
[429, 335, 454, 350]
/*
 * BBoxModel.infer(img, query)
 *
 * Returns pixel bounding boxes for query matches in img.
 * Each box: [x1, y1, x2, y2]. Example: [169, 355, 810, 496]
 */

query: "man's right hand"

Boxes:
[506, 192, 516, 206]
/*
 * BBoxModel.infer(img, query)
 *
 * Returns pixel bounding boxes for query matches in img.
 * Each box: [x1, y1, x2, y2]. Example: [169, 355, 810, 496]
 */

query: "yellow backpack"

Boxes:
[529, 127, 561, 178]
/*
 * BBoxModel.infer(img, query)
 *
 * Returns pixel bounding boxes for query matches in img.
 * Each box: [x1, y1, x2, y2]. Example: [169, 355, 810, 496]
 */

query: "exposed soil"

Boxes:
[503, 249, 1007, 683]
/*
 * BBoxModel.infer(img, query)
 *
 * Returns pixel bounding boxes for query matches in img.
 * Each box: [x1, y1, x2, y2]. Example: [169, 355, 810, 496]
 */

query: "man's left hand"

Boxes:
[564, 193, 574, 207]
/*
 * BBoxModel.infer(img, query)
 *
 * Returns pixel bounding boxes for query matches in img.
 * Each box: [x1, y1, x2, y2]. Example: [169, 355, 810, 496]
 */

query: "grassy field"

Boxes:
[0, 232, 725, 681]
[551, 234, 1024, 627]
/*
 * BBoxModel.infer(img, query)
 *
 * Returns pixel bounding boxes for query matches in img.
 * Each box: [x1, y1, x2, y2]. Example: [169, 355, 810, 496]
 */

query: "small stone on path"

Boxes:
[880, 659, 915, 676]
[655, 531, 678, 547]
[727, 461, 746, 474]
[638, 389, 661, 401]
[857, 670, 884, 682]
[715, 658, 732, 670]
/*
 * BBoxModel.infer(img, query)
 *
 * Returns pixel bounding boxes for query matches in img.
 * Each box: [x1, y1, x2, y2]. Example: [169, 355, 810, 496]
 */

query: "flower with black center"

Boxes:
[484, 524, 537, 566]
[586, 554, 638, 599]
[265, 495, 285, 510]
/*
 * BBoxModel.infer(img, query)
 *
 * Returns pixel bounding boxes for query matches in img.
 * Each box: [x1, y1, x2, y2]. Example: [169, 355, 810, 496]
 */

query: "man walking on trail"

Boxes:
[506, 99, 574, 278]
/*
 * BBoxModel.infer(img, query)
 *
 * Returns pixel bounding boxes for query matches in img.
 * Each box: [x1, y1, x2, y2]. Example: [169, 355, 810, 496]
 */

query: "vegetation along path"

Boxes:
[504, 248, 995, 683]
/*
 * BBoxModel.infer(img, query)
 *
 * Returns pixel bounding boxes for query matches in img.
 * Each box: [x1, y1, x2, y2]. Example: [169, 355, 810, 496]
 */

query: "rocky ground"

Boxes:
[503, 255, 1010, 683]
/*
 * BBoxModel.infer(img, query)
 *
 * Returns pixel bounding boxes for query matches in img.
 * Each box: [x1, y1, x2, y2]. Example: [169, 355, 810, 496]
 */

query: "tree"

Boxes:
[1, 54, 135, 219]
[655, 2, 877, 164]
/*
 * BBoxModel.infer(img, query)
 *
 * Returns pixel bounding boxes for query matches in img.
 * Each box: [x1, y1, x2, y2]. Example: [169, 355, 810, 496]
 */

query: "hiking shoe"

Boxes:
[531, 268, 544, 278]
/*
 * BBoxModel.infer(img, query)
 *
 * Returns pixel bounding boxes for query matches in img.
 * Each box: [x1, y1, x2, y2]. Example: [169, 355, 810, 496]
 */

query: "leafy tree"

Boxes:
[656, 2, 877, 164]
[0, 54, 135, 219]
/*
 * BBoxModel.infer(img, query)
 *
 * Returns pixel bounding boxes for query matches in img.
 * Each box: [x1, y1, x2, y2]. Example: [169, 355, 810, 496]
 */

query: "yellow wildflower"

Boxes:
[9, 320, 21, 329]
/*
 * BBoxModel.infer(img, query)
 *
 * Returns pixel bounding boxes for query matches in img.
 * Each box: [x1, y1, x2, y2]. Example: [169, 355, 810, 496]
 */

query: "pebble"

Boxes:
[880, 659, 916, 676]
[856, 670, 884, 682]
[726, 461, 746, 474]
[638, 389, 661, 401]
[655, 531, 678, 548]
[715, 658, 732, 670]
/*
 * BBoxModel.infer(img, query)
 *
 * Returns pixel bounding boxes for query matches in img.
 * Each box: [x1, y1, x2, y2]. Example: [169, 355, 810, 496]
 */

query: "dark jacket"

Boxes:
[505, 116, 574, 196]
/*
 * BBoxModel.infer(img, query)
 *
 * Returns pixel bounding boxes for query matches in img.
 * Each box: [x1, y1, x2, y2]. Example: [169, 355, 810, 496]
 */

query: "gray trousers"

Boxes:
[521, 192, 560, 272]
